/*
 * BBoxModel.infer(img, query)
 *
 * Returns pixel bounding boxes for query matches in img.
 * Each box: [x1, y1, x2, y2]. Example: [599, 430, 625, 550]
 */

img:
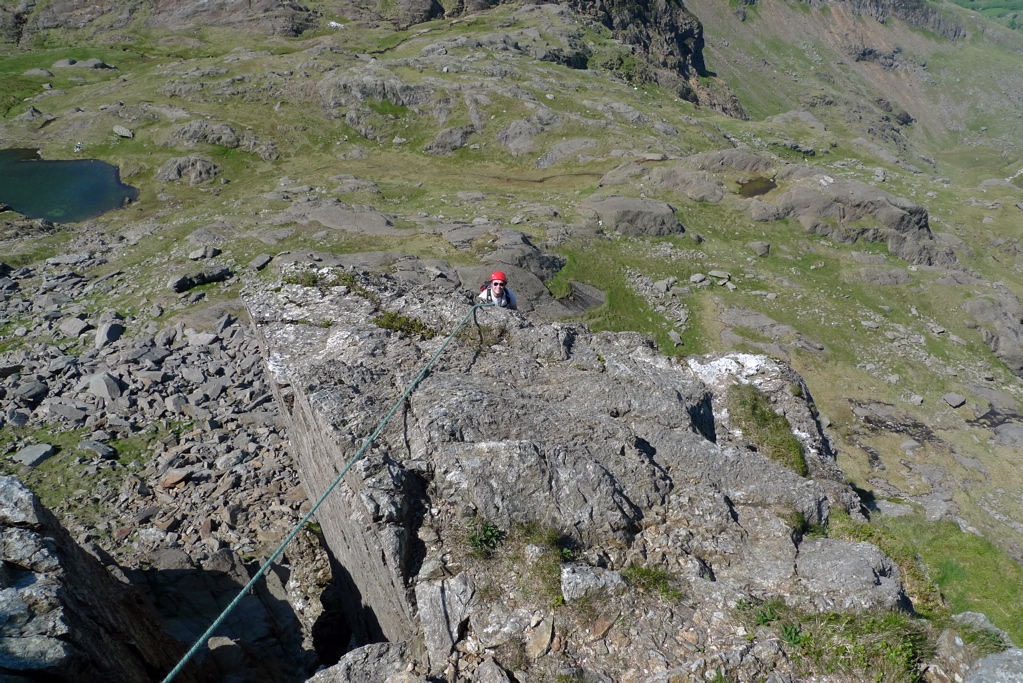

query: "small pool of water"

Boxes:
[737, 177, 777, 198]
[0, 148, 139, 223]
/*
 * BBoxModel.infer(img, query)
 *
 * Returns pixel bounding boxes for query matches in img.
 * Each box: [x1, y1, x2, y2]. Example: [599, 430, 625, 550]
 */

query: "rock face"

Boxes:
[247, 267, 906, 681]
[0, 476, 193, 681]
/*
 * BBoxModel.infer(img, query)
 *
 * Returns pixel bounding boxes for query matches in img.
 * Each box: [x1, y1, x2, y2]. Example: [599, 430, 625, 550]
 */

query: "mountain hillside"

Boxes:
[2, 0, 1023, 678]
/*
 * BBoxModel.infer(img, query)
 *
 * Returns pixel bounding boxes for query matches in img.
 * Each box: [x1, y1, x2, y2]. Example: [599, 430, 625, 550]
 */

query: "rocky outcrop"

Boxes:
[6, 0, 317, 40]
[578, 196, 684, 237]
[0, 477, 193, 681]
[170, 120, 241, 149]
[156, 155, 222, 184]
[804, 0, 966, 40]
[962, 292, 1023, 376]
[248, 268, 908, 681]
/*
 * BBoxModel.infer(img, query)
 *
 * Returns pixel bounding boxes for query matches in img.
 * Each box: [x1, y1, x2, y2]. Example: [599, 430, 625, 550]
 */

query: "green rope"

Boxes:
[161, 302, 494, 682]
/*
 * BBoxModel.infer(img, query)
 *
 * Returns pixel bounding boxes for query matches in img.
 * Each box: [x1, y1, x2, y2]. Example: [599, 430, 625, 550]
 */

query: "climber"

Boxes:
[478, 270, 517, 310]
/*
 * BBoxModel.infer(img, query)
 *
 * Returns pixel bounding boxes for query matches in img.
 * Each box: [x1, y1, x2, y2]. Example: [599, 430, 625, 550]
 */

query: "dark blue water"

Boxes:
[0, 148, 139, 223]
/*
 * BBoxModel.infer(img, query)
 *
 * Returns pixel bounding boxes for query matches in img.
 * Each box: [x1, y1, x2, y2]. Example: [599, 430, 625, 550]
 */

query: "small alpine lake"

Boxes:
[736, 177, 777, 198]
[0, 148, 139, 223]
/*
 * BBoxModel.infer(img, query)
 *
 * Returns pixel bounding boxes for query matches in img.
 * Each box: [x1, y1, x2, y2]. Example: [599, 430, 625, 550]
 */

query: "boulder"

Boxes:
[794, 538, 910, 612]
[651, 167, 726, 203]
[426, 126, 473, 154]
[536, 138, 596, 169]
[168, 266, 233, 293]
[12, 444, 56, 467]
[415, 572, 474, 670]
[113, 125, 134, 138]
[170, 120, 240, 149]
[578, 196, 684, 237]
[497, 120, 542, 156]
[307, 642, 412, 683]
[748, 241, 770, 257]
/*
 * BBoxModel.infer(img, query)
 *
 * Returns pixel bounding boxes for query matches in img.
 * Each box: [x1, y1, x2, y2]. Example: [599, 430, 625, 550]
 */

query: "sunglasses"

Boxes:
[492, 281, 506, 287]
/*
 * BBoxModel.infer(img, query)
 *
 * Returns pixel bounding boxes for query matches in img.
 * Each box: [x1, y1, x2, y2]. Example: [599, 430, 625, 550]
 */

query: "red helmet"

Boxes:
[489, 270, 508, 283]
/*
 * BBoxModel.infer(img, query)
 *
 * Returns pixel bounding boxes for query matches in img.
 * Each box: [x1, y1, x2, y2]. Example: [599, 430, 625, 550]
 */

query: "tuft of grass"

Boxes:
[518, 522, 575, 606]
[283, 270, 320, 287]
[621, 564, 685, 601]
[372, 311, 437, 339]
[735, 598, 928, 682]
[726, 383, 808, 476]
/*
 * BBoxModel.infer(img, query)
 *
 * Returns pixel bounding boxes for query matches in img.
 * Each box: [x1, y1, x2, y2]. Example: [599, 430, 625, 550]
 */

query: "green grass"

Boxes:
[735, 597, 929, 681]
[875, 515, 1023, 644]
[372, 311, 437, 339]
[548, 237, 708, 355]
[726, 383, 808, 476]
[621, 564, 685, 601]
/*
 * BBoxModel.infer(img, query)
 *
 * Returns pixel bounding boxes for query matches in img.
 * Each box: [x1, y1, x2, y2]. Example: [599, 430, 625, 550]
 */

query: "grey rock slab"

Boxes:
[285, 199, 402, 236]
[469, 605, 529, 648]
[306, 642, 412, 683]
[87, 372, 123, 401]
[95, 322, 125, 349]
[536, 138, 596, 169]
[13, 381, 48, 404]
[59, 317, 93, 337]
[78, 440, 116, 459]
[249, 254, 273, 271]
[5, 410, 29, 428]
[155, 155, 221, 184]
[748, 241, 770, 257]
[795, 538, 908, 612]
[167, 266, 232, 293]
[561, 566, 626, 601]
[113, 125, 134, 138]
[0, 635, 73, 670]
[187, 332, 220, 347]
[181, 368, 205, 384]
[0, 364, 24, 379]
[427, 126, 473, 154]
[12, 444, 56, 467]
[963, 648, 1023, 682]
[414, 572, 474, 671]
[943, 392, 967, 408]
[476, 658, 512, 683]
[525, 615, 554, 659]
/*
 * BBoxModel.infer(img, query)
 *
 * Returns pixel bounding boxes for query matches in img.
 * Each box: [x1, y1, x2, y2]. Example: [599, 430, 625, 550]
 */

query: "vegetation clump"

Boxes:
[622, 563, 685, 601]
[467, 519, 505, 558]
[735, 598, 928, 682]
[372, 311, 437, 339]
[726, 383, 807, 476]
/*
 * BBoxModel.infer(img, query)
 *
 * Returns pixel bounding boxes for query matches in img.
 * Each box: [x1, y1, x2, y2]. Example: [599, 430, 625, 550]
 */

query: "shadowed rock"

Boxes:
[0, 476, 194, 682]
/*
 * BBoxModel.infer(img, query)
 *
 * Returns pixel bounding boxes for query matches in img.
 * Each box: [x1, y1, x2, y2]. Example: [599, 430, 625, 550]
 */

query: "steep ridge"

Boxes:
[248, 265, 920, 681]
